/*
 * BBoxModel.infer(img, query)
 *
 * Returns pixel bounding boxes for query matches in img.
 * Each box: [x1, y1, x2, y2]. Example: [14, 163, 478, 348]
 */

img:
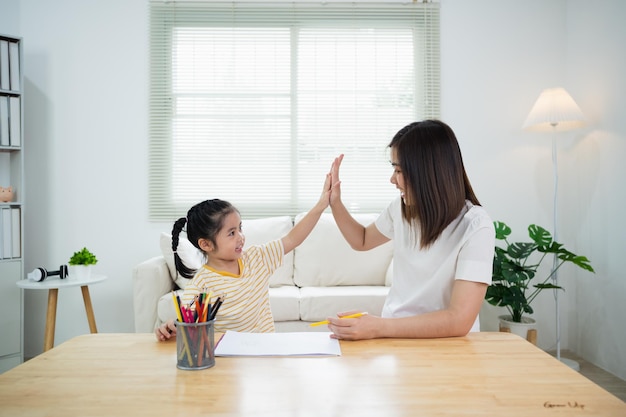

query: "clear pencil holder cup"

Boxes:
[175, 319, 215, 370]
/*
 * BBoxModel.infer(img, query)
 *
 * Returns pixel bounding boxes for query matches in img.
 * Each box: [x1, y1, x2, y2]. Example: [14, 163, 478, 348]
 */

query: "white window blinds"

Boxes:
[149, 1, 440, 220]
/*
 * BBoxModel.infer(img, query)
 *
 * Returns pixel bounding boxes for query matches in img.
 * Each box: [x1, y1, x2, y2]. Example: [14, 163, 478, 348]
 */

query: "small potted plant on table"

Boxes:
[68, 247, 98, 280]
[485, 221, 594, 343]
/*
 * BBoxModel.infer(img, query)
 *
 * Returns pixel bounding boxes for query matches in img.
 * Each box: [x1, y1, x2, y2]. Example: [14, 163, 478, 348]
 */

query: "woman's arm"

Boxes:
[327, 280, 488, 340]
[329, 154, 390, 251]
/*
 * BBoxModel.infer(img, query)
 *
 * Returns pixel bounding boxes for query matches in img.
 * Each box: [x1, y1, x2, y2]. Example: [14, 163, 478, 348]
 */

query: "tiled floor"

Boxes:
[555, 350, 626, 402]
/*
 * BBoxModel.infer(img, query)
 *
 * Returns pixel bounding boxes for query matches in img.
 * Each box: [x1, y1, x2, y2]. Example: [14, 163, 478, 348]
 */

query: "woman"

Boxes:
[326, 120, 494, 340]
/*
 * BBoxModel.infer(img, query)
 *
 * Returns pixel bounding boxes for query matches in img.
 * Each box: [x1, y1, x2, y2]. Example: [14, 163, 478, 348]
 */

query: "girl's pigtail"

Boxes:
[171, 217, 196, 279]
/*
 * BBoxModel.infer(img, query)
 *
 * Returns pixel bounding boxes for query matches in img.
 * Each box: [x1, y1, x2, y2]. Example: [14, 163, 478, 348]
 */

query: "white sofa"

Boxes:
[132, 212, 394, 333]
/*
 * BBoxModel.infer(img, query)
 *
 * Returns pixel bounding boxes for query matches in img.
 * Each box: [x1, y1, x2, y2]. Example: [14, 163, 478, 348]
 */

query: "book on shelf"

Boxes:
[0, 206, 20, 259]
[0, 209, 3, 259]
[8, 96, 20, 146]
[8, 41, 19, 92]
[1, 207, 11, 259]
[0, 40, 9, 91]
[0, 96, 8, 146]
[11, 207, 20, 258]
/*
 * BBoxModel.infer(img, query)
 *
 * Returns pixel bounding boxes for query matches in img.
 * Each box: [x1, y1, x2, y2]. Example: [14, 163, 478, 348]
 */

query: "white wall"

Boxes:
[3, 0, 624, 380]
[0, 0, 20, 35]
[566, 0, 626, 379]
[16, 0, 161, 351]
[441, 0, 626, 379]
[441, 0, 571, 345]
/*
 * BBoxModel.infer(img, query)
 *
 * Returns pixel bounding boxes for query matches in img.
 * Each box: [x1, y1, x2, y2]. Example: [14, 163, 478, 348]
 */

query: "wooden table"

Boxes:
[0, 332, 624, 416]
[16, 274, 107, 351]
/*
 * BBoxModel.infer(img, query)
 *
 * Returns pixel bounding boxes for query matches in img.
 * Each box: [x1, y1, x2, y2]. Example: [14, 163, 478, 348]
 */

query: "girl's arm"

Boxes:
[155, 319, 176, 341]
[281, 173, 332, 254]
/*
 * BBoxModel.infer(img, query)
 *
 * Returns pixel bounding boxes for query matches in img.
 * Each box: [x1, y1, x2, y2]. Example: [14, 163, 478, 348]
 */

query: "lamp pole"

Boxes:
[523, 87, 585, 372]
[551, 127, 580, 371]
[551, 131, 561, 360]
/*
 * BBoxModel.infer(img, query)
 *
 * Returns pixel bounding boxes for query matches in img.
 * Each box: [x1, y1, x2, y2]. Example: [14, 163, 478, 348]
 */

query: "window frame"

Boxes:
[149, 1, 440, 221]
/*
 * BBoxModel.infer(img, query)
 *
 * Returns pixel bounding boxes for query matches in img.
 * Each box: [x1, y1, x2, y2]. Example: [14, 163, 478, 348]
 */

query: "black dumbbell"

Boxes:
[27, 265, 69, 282]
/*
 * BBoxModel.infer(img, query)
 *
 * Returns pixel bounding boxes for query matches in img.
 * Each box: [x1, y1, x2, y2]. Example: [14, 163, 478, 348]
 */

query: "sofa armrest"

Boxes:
[132, 256, 175, 333]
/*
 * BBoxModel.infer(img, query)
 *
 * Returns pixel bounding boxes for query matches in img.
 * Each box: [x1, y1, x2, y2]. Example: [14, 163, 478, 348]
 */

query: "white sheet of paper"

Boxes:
[214, 331, 341, 357]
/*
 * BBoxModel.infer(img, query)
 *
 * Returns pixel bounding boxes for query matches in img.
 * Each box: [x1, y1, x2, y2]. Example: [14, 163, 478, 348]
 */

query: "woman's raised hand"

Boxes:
[329, 154, 344, 206]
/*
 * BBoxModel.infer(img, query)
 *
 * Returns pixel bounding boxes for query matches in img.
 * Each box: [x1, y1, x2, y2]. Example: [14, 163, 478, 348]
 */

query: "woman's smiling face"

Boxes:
[390, 147, 409, 205]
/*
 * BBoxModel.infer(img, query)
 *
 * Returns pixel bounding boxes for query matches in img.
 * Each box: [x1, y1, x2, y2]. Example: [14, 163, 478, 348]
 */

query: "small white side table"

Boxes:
[16, 274, 107, 352]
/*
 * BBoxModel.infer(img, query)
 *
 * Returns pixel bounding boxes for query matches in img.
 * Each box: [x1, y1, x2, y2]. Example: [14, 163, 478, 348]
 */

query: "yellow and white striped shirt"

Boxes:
[181, 239, 283, 333]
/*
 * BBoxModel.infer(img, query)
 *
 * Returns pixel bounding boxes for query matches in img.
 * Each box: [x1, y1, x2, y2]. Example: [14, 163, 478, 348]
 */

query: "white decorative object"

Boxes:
[71, 265, 92, 280]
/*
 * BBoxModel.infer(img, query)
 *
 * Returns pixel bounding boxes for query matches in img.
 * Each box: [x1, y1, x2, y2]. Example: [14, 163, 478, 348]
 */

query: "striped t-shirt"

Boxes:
[180, 239, 283, 333]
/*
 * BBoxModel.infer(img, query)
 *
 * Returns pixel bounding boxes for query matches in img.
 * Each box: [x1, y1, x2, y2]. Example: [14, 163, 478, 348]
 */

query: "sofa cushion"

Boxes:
[241, 216, 294, 287]
[132, 256, 175, 332]
[157, 289, 184, 325]
[293, 212, 393, 287]
[160, 233, 204, 289]
[299, 286, 390, 322]
[268, 286, 301, 321]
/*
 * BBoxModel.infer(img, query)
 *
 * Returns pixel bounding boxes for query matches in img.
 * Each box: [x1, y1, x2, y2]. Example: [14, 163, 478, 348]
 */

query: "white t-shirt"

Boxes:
[375, 198, 495, 332]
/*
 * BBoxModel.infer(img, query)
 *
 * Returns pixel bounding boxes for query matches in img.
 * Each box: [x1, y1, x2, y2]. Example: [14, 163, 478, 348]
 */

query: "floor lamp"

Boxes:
[522, 87, 585, 371]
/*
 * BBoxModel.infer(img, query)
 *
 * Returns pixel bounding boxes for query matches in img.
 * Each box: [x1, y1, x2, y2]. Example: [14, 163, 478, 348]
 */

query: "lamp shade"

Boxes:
[522, 87, 585, 132]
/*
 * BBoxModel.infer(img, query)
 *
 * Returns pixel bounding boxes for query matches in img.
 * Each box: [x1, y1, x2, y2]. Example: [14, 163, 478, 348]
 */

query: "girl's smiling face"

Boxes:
[205, 211, 245, 263]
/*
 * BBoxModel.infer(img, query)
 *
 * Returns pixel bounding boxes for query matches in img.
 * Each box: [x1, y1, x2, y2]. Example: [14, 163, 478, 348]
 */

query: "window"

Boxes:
[149, 1, 440, 220]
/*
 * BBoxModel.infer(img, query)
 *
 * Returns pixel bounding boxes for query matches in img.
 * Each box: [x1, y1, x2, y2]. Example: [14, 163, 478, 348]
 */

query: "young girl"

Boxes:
[155, 175, 332, 341]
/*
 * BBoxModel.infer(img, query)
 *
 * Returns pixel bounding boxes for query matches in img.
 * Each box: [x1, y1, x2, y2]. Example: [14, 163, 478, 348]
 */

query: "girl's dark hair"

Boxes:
[171, 199, 239, 279]
[389, 120, 480, 249]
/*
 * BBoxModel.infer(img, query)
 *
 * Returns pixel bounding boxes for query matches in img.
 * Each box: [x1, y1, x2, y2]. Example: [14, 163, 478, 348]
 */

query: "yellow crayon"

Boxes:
[309, 312, 368, 327]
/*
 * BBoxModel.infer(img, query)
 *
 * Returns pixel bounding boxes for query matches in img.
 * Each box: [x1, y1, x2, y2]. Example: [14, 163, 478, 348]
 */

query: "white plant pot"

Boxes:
[498, 315, 537, 344]
[70, 265, 92, 280]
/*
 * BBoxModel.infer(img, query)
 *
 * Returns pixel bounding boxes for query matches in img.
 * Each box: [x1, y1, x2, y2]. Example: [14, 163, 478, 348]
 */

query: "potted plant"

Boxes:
[68, 247, 98, 280]
[485, 221, 594, 339]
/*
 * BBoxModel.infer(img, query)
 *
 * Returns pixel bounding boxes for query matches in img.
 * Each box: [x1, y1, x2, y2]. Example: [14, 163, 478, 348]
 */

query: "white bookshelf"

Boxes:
[0, 34, 24, 373]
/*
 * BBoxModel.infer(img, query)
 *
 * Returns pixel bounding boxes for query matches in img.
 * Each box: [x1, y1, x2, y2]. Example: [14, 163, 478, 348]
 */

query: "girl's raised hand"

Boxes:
[317, 172, 333, 209]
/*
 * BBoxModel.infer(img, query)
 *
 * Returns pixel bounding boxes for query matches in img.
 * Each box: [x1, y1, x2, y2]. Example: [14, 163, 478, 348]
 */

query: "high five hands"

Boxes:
[327, 154, 344, 206]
